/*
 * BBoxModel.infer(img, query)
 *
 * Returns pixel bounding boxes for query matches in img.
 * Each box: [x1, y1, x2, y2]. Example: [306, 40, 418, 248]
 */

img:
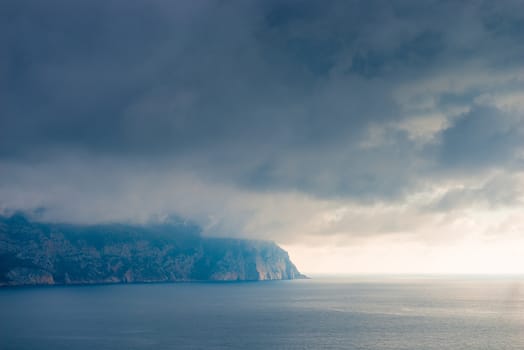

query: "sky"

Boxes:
[2, 0, 524, 274]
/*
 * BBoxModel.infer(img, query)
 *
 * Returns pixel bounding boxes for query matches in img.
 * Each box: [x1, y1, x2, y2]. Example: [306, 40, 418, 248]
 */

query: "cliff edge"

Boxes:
[0, 214, 306, 287]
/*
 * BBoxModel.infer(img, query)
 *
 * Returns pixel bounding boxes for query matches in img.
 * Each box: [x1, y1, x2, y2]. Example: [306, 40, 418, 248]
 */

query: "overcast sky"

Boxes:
[2, 0, 524, 273]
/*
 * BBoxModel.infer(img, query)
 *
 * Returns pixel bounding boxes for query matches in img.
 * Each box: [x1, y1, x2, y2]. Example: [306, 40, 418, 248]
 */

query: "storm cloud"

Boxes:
[1, 0, 524, 259]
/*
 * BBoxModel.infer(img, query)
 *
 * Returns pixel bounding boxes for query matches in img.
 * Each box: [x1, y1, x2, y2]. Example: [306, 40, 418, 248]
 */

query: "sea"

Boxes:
[1, 276, 523, 349]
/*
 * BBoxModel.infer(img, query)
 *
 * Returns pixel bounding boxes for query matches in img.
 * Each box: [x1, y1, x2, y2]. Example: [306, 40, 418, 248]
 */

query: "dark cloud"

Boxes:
[439, 106, 524, 169]
[1, 0, 524, 232]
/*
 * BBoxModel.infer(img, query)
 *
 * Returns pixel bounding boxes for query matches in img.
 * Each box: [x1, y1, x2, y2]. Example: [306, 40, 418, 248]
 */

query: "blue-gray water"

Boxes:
[1, 276, 523, 349]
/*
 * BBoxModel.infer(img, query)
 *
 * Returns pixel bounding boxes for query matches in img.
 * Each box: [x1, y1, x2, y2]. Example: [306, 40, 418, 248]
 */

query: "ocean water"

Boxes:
[1, 276, 523, 349]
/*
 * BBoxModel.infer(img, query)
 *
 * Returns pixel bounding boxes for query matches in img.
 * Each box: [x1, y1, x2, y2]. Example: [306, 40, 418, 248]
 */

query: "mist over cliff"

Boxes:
[0, 214, 305, 287]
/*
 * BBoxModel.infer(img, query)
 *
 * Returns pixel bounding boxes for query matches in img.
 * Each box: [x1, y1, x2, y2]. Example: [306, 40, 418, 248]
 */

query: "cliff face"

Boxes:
[0, 215, 306, 287]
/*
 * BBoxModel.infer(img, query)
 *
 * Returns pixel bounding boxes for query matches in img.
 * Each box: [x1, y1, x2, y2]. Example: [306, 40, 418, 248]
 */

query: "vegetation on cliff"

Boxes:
[0, 214, 305, 286]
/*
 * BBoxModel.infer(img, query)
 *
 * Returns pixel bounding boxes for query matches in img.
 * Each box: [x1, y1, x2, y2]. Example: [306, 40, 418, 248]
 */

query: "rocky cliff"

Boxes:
[0, 214, 306, 286]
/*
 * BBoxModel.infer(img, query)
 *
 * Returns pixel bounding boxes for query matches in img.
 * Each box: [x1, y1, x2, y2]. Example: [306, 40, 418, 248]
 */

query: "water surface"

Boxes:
[1, 276, 523, 349]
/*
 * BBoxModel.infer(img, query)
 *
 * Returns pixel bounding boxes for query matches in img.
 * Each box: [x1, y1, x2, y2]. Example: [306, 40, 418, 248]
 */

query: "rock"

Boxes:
[6, 267, 55, 285]
[0, 214, 306, 287]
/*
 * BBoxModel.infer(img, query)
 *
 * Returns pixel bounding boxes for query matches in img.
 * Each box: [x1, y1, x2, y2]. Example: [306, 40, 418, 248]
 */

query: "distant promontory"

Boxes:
[0, 214, 306, 287]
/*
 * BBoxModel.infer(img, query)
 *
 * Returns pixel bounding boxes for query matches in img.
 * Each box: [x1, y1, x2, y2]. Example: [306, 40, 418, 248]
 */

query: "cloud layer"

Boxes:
[2, 0, 524, 269]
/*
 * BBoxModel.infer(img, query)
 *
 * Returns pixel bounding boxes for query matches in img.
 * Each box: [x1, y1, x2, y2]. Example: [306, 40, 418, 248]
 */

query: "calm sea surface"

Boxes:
[1, 276, 523, 349]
